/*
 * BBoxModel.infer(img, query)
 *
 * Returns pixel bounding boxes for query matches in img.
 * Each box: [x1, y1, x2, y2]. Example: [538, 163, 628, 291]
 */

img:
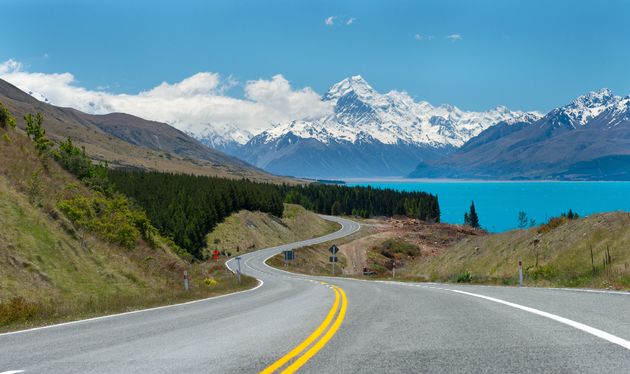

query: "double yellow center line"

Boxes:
[260, 283, 348, 374]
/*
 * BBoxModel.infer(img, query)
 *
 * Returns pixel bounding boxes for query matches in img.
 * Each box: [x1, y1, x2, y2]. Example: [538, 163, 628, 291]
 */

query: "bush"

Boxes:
[456, 270, 472, 283]
[57, 193, 147, 248]
[379, 239, 421, 259]
[0, 101, 16, 129]
[204, 277, 218, 287]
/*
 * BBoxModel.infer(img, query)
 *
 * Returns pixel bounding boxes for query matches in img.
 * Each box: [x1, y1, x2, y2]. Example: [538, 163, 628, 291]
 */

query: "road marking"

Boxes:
[0, 370, 25, 374]
[0, 280, 264, 338]
[437, 287, 630, 351]
[281, 287, 348, 374]
[260, 287, 340, 374]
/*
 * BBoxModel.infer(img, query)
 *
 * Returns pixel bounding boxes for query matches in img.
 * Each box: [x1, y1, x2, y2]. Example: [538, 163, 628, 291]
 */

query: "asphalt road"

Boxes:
[2, 216, 630, 373]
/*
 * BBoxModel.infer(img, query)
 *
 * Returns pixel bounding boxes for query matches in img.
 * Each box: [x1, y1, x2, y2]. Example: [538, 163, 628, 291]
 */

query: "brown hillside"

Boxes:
[0, 78, 294, 183]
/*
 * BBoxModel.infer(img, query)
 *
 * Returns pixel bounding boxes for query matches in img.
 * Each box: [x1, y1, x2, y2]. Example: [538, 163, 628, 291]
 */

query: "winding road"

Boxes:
[2, 216, 630, 373]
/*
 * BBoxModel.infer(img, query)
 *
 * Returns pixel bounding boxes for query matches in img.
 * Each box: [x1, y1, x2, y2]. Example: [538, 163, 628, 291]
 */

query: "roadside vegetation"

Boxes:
[0, 105, 254, 332]
[412, 211, 630, 289]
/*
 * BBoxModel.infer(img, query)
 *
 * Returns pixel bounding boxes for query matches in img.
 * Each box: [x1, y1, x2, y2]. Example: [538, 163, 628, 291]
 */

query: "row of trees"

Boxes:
[107, 170, 285, 258]
[108, 171, 441, 258]
[283, 184, 440, 221]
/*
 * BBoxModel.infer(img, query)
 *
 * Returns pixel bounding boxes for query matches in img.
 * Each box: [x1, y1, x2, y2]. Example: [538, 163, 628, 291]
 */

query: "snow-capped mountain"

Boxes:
[257, 76, 538, 148]
[410, 88, 630, 180]
[240, 76, 540, 177]
[539, 88, 623, 130]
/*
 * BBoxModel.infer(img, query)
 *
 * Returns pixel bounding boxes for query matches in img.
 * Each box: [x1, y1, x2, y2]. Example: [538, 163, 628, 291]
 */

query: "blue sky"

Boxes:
[1, 0, 629, 113]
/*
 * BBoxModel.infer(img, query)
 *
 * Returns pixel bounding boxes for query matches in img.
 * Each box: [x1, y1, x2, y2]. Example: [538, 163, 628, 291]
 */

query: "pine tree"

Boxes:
[469, 201, 480, 228]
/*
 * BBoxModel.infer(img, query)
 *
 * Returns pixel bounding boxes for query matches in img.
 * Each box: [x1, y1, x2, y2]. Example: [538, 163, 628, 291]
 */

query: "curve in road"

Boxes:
[2, 216, 630, 373]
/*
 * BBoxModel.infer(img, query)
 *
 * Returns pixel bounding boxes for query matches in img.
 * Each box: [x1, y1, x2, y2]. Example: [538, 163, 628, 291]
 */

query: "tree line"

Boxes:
[107, 170, 285, 258]
[282, 183, 440, 221]
[108, 170, 441, 259]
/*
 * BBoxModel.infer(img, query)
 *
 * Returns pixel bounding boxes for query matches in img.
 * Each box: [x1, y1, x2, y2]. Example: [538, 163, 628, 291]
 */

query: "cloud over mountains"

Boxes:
[0, 59, 332, 136]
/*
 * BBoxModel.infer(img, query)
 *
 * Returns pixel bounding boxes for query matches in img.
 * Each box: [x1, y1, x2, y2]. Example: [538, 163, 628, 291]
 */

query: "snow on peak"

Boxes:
[561, 88, 621, 127]
[324, 75, 377, 101]
[256, 76, 540, 148]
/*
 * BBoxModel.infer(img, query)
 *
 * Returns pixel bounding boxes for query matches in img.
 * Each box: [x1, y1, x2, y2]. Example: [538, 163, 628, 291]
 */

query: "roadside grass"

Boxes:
[205, 203, 340, 257]
[410, 212, 630, 290]
[0, 265, 256, 333]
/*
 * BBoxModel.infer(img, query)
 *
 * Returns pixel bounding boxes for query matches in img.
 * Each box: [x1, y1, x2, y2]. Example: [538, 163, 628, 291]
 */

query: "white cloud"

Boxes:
[346, 17, 356, 25]
[446, 34, 463, 42]
[0, 59, 333, 141]
[325, 16, 335, 26]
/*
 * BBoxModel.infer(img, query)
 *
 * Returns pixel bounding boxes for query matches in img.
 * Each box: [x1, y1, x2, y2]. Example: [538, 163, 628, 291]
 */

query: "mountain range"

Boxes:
[410, 88, 630, 180]
[198, 76, 539, 177]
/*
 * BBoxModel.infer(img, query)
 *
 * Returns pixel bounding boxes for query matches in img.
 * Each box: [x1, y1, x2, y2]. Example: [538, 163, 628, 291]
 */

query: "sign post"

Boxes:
[183, 270, 189, 291]
[518, 258, 523, 287]
[235, 256, 242, 284]
[329, 245, 339, 275]
[283, 250, 295, 268]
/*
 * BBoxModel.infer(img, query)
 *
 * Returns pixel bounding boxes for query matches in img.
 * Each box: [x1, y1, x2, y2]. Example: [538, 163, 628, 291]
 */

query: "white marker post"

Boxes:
[518, 258, 523, 287]
[392, 262, 396, 279]
[235, 256, 242, 284]
[183, 270, 189, 291]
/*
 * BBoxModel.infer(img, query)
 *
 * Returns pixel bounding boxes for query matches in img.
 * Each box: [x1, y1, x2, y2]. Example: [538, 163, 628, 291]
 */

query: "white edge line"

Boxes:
[0, 215, 361, 338]
[258, 219, 630, 298]
[0, 370, 26, 374]
[0, 279, 264, 338]
[445, 287, 630, 350]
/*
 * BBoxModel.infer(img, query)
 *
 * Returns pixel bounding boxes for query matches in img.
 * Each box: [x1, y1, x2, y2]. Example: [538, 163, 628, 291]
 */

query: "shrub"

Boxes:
[0, 101, 16, 129]
[456, 270, 472, 283]
[57, 193, 145, 248]
[204, 277, 218, 287]
[24, 113, 53, 154]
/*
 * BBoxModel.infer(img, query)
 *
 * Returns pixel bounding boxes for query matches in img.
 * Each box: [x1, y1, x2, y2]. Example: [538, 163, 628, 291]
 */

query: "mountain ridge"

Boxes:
[409, 88, 630, 180]
[233, 76, 538, 177]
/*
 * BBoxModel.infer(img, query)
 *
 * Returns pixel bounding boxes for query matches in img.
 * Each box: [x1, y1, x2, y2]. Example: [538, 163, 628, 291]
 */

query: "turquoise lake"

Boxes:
[345, 180, 630, 232]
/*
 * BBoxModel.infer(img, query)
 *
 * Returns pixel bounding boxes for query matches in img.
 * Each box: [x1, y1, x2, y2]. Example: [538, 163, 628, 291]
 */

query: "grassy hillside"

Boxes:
[205, 204, 340, 257]
[411, 212, 630, 289]
[0, 115, 255, 332]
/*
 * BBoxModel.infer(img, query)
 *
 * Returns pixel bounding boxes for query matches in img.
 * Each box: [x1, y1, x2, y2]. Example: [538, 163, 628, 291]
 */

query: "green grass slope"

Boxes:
[411, 212, 630, 289]
[205, 203, 340, 257]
